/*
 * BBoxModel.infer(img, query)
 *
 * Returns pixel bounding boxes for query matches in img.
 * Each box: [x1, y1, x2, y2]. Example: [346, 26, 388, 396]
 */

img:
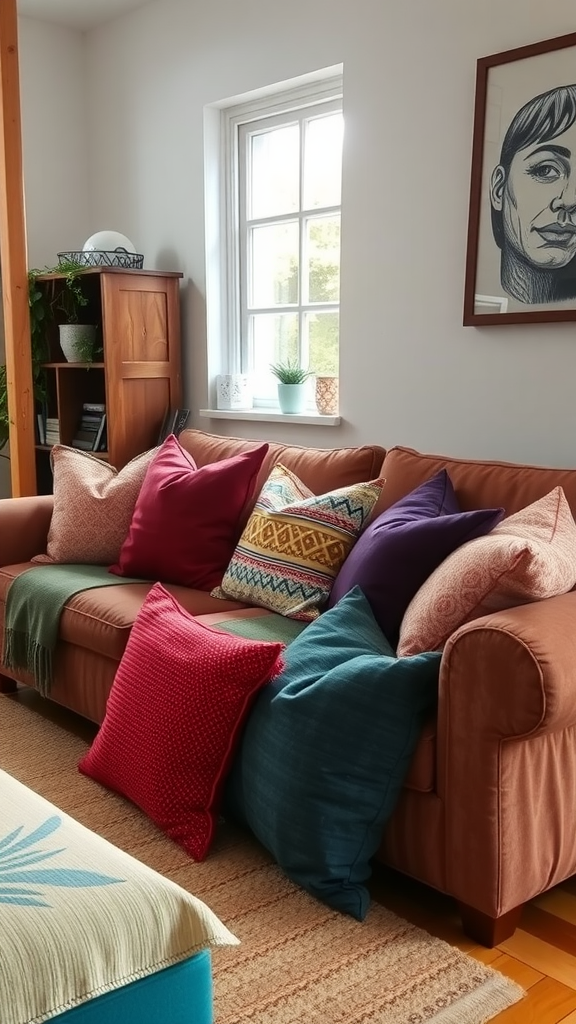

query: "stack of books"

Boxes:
[72, 403, 107, 452]
[44, 417, 61, 447]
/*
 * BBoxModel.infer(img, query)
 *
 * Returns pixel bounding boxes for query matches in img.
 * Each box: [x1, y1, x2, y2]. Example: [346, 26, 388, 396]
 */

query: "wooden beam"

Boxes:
[0, 0, 36, 496]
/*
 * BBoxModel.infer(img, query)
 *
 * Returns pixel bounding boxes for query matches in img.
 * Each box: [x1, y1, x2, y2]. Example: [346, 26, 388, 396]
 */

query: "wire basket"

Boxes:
[58, 250, 144, 270]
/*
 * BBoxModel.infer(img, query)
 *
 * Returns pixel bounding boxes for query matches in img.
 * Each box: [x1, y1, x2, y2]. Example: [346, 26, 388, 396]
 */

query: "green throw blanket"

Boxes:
[2, 564, 145, 698]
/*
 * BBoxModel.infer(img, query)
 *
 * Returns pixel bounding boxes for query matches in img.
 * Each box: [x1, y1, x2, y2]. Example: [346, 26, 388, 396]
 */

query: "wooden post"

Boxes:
[0, 0, 36, 496]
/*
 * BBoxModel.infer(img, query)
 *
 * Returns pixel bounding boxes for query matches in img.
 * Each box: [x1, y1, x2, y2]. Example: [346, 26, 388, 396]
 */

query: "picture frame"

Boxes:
[463, 31, 576, 326]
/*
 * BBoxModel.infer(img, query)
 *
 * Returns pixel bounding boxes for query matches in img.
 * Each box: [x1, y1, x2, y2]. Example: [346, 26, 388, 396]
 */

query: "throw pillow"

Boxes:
[79, 582, 284, 860]
[397, 486, 576, 656]
[110, 435, 269, 589]
[225, 587, 441, 920]
[328, 470, 505, 646]
[212, 464, 384, 620]
[32, 445, 156, 566]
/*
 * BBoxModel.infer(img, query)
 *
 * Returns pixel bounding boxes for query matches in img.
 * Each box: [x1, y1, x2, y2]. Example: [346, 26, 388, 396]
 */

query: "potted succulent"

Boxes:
[270, 360, 313, 414]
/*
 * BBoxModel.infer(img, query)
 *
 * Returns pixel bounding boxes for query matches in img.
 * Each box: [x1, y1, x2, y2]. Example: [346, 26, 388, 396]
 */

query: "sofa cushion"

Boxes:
[328, 470, 504, 646]
[0, 564, 248, 663]
[379, 445, 576, 520]
[398, 486, 576, 656]
[225, 587, 441, 920]
[179, 429, 386, 525]
[31, 446, 156, 566]
[79, 583, 285, 861]
[213, 465, 384, 620]
[110, 436, 268, 590]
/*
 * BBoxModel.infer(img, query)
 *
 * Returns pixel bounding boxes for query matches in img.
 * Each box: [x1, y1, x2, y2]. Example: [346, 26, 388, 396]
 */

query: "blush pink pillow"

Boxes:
[32, 445, 156, 565]
[78, 583, 284, 860]
[110, 434, 269, 590]
[397, 486, 576, 656]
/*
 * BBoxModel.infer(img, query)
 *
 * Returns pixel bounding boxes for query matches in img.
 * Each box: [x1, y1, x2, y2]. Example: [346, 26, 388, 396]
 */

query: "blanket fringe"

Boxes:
[3, 628, 52, 698]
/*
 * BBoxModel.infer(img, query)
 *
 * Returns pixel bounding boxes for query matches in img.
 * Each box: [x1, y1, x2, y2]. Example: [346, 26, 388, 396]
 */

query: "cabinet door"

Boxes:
[100, 272, 182, 468]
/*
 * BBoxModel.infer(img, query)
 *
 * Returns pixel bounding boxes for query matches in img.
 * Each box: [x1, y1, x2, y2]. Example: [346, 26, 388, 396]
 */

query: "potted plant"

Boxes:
[0, 261, 99, 452]
[270, 360, 313, 414]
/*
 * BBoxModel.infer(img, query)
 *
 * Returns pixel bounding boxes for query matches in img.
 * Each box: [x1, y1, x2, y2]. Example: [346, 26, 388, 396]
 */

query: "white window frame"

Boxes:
[221, 72, 343, 406]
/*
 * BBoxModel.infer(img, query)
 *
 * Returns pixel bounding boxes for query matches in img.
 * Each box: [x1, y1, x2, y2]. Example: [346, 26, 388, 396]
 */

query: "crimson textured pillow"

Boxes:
[110, 435, 268, 589]
[78, 582, 284, 860]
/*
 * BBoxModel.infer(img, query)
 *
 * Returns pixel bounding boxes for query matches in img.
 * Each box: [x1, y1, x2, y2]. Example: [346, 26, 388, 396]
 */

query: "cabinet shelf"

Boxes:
[43, 362, 105, 369]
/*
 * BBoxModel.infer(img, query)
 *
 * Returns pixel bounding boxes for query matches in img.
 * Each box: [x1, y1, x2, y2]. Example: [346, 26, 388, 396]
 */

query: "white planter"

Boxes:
[277, 382, 308, 414]
[59, 324, 97, 363]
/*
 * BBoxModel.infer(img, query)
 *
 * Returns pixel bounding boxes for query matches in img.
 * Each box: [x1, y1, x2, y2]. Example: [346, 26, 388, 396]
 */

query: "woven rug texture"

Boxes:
[0, 693, 524, 1024]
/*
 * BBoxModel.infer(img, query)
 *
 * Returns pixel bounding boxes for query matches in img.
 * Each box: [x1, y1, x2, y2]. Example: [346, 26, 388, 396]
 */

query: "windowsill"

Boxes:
[199, 408, 341, 426]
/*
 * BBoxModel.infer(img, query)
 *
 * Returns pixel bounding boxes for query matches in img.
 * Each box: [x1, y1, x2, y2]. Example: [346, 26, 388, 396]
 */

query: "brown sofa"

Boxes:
[2, 429, 576, 948]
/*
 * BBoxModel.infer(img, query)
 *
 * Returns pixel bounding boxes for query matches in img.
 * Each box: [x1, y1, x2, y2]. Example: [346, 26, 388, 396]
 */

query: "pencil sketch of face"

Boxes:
[491, 121, 576, 270]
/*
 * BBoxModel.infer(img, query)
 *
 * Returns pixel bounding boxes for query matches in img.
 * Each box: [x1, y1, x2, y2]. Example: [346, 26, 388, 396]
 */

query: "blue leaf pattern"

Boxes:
[0, 816, 124, 907]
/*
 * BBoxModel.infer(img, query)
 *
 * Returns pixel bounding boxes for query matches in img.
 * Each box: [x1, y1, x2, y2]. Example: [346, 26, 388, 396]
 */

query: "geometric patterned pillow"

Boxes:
[212, 464, 384, 621]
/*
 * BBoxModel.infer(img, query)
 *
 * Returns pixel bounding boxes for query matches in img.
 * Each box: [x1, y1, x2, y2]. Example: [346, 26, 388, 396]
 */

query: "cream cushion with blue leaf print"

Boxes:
[0, 769, 238, 1024]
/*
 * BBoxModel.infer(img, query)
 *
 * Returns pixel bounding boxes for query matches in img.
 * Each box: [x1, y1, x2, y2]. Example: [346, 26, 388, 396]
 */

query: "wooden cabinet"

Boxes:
[34, 268, 182, 493]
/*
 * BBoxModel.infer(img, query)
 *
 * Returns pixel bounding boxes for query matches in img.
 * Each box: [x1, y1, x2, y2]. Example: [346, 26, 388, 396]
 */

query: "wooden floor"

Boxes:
[5, 687, 576, 1023]
[370, 864, 576, 1022]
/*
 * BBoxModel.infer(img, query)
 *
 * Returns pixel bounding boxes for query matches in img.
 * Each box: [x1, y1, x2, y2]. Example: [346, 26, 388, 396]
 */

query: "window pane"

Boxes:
[251, 312, 299, 398]
[307, 311, 339, 376]
[250, 124, 299, 219]
[303, 113, 343, 210]
[250, 223, 299, 307]
[306, 215, 340, 303]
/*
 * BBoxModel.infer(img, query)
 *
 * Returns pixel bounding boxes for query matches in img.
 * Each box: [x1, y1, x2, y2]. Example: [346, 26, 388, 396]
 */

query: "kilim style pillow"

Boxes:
[212, 464, 384, 620]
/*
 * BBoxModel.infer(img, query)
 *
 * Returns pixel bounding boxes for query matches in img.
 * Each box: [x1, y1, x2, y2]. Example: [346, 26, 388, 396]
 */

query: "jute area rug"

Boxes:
[0, 692, 524, 1024]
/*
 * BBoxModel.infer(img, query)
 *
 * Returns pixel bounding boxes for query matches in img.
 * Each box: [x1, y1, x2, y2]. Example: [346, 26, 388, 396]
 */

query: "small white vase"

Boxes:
[277, 382, 308, 414]
[59, 324, 97, 363]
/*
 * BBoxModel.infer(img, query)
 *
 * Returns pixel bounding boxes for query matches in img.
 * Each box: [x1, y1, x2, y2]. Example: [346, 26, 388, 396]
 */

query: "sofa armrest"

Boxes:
[440, 592, 576, 742]
[436, 593, 576, 917]
[0, 495, 54, 565]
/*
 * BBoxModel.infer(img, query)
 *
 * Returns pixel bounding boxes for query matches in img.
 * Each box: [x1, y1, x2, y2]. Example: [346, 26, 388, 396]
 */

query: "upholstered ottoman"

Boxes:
[0, 770, 238, 1023]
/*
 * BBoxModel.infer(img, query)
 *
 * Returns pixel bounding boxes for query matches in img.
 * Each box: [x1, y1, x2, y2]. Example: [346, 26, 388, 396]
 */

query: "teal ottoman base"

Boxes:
[49, 951, 213, 1023]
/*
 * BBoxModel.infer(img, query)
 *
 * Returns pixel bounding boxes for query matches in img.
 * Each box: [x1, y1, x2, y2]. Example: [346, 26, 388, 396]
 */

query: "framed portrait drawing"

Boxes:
[463, 31, 576, 325]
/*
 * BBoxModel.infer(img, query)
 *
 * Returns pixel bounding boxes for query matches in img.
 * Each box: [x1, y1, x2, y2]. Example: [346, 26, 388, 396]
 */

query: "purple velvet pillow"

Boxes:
[328, 470, 505, 646]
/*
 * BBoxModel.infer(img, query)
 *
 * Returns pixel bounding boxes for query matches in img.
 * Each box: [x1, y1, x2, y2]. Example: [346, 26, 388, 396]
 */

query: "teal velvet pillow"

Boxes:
[225, 587, 441, 920]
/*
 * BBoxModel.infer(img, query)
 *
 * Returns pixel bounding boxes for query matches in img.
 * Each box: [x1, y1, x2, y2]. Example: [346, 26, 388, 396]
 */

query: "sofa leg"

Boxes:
[0, 675, 17, 694]
[458, 902, 523, 947]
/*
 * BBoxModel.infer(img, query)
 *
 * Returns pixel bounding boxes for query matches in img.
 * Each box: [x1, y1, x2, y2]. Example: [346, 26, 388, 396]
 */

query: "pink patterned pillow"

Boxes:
[32, 445, 155, 566]
[397, 487, 576, 656]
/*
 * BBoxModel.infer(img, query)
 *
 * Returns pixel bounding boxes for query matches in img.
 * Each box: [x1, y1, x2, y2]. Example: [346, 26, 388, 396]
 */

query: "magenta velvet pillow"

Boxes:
[78, 583, 284, 860]
[328, 470, 505, 646]
[110, 435, 268, 589]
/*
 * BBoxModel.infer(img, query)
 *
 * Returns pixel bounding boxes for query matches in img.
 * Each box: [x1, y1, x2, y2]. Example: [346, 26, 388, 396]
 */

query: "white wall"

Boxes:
[19, 17, 90, 267]
[19, 0, 576, 468]
[0, 18, 90, 497]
